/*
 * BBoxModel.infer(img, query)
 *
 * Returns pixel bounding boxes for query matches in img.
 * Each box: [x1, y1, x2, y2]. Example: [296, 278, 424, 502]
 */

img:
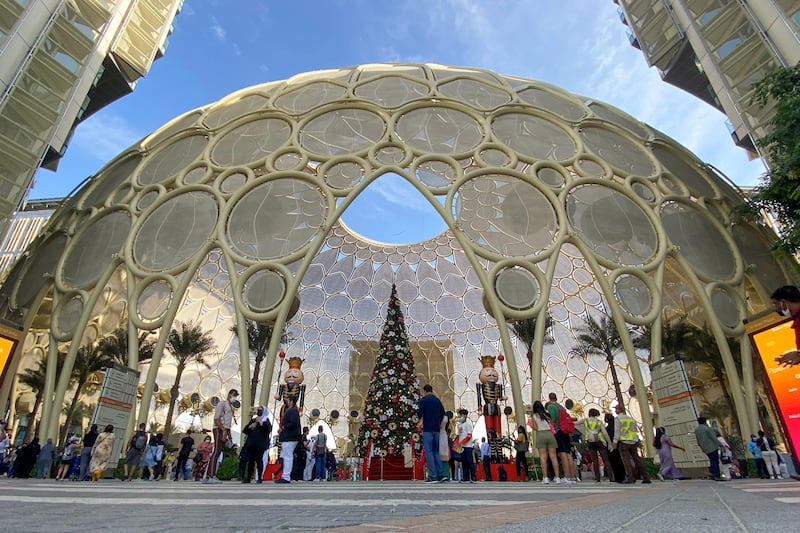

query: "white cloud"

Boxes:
[210, 16, 226, 43]
[369, 174, 436, 212]
[71, 113, 142, 163]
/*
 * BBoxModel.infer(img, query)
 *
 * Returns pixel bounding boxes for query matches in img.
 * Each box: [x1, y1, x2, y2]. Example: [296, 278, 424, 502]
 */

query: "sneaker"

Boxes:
[542, 477, 550, 484]
[425, 478, 439, 484]
[274, 478, 290, 484]
[439, 477, 450, 483]
[565, 478, 577, 485]
[555, 477, 563, 484]
[469, 480, 476, 484]
[657, 473, 665, 481]
[203, 477, 223, 484]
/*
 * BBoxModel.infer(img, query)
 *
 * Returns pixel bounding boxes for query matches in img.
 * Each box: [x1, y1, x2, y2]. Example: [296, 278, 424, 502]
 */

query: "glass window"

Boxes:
[717, 37, 742, 60]
[699, 7, 723, 26]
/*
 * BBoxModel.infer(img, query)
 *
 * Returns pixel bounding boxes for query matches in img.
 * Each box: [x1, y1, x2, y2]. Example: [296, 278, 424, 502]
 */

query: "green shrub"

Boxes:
[216, 456, 239, 480]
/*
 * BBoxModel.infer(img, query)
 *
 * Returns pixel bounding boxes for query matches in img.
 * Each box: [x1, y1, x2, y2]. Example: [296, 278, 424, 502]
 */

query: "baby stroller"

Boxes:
[66, 455, 81, 481]
[326, 451, 338, 481]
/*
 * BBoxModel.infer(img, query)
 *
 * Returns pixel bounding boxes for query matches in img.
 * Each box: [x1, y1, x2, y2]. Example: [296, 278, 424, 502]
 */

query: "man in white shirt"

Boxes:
[206, 388, 238, 483]
[480, 437, 492, 481]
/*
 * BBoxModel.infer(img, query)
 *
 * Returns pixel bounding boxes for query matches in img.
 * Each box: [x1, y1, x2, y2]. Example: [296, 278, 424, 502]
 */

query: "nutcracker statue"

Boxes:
[275, 357, 306, 419]
[476, 355, 506, 458]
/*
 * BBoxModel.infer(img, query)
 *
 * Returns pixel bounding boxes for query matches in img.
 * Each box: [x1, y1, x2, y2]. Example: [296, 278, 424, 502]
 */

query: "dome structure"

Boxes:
[0, 64, 792, 445]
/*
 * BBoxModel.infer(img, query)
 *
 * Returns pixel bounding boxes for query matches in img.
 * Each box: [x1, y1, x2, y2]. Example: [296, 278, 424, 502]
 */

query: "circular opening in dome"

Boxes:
[340, 172, 447, 244]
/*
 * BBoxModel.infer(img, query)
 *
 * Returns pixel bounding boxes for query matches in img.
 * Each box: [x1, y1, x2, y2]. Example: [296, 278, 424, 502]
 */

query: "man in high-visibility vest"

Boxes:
[579, 408, 615, 482]
[612, 404, 651, 484]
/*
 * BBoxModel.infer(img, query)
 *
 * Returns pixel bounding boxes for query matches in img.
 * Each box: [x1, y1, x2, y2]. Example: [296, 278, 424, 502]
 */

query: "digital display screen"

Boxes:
[0, 327, 20, 385]
[749, 317, 800, 459]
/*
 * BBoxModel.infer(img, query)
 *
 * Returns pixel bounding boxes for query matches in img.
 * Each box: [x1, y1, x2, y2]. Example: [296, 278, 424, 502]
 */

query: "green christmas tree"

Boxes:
[359, 284, 420, 456]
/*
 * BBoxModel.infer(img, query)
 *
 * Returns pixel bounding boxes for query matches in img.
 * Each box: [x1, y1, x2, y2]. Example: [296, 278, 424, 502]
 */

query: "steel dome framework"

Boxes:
[0, 63, 791, 446]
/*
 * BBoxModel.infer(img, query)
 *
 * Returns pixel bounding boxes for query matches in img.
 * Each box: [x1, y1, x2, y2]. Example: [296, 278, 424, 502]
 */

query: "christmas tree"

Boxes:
[359, 284, 420, 456]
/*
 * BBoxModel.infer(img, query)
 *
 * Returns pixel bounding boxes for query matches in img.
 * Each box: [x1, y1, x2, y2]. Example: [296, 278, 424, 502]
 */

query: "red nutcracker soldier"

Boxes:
[476, 355, 506, 449]
[275, 357, 306, 420]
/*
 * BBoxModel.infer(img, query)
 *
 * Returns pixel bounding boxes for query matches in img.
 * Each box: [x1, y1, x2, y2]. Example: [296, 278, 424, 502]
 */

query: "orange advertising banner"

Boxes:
[749, 316, 800, 460]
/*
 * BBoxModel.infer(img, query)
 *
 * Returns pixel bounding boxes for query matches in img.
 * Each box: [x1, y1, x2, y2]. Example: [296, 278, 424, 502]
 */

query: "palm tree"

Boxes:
[17, 353, 66, 441]
[60, 343, 113, 445]
[508, 314, 554, 372]
[230, 320, 291, 402]
[633, 317, 699, 360]
[680, 325, 743, 436]
[97, 328, 156, 367]
[699, 398, 732, 434]
[568, 314, 632, 408]
[60, 400, 96, 438]
[162, 322, 217, 435]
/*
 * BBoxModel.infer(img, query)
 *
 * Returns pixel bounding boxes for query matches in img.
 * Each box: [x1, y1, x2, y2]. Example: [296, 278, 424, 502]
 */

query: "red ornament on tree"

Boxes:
[279, 351, 286, 359]
[497, 353, 504, 362]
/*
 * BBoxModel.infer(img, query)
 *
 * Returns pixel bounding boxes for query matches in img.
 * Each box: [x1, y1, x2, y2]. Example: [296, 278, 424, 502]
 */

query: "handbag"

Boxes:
[653, 453, 661, 465]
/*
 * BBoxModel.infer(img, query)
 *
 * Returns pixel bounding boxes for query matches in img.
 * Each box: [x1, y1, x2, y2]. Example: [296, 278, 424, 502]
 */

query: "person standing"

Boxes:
[613, 404, 651, 484]
[417, 384, 448, 483]
[89, 425, 115, 482]
[313, 425, 328, 482]
[16, 438, 40, 479]
[303, 429, 316, 481]
[207, 388, 238, 483]
[514, 425, 529, 482]
[694, 417, 723, 481]
[242, 406, 271, 483]
[123, 423, 147, 481]
[546, 393, 577, 483]
[748, 434, 769, 479]
[55, 436, 78, 480]
[532, 400, 561, 484]
[139, 434, 158, 480]
[480, 437, 492, 481]
[292, 425, 307, 481]
[193, 434, 213, 481]
[579, 408, 614, 482]
[757, 430, 781, 479]
[276, 395, 301, 483]
[174, 430, 194, 481]
[153, 433, 165, 480]
[455, 409, 475, 483]
[0, 430, 10, 476]
[78, 424, 98, 481]
[37, 438, 56, 479]
[653, 427, 684, 481]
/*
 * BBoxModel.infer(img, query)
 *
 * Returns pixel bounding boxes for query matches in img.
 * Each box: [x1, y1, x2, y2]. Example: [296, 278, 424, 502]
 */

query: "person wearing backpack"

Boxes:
[313, 425, 328, 481]
[546, 393, 577, 484]
[123, 423, 148, 481]
[578, 408, 615, 482]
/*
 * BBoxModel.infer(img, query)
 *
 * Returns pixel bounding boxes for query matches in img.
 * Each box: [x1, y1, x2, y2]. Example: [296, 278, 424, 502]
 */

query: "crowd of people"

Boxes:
[3, 280, 799, 484]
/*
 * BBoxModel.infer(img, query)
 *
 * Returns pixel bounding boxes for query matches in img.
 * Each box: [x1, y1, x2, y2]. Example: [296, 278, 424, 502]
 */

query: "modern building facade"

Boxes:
[0, 63, 795, 454]
[0, 0, 183, 240]
[615, 0, 800, 155]
[0, 197, 58, 279]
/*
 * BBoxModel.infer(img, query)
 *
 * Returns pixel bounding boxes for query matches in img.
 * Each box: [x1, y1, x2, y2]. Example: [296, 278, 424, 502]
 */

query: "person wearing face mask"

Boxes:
[455, 408, 476, 483]
[770, 286, 800, 366]
[206, 388, 239, 483]
[193, 434, 213, 481]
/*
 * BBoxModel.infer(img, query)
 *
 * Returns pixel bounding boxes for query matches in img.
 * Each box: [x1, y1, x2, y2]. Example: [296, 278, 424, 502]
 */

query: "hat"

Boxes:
[69, 436, 79, 443]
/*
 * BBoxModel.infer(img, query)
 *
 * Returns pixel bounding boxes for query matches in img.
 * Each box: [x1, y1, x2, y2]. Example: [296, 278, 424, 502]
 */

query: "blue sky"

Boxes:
[30, 0, 766, 243]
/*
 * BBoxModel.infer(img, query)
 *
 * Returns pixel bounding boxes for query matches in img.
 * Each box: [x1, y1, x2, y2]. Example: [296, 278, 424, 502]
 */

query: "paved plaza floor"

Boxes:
[0, 477, 796, 532]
